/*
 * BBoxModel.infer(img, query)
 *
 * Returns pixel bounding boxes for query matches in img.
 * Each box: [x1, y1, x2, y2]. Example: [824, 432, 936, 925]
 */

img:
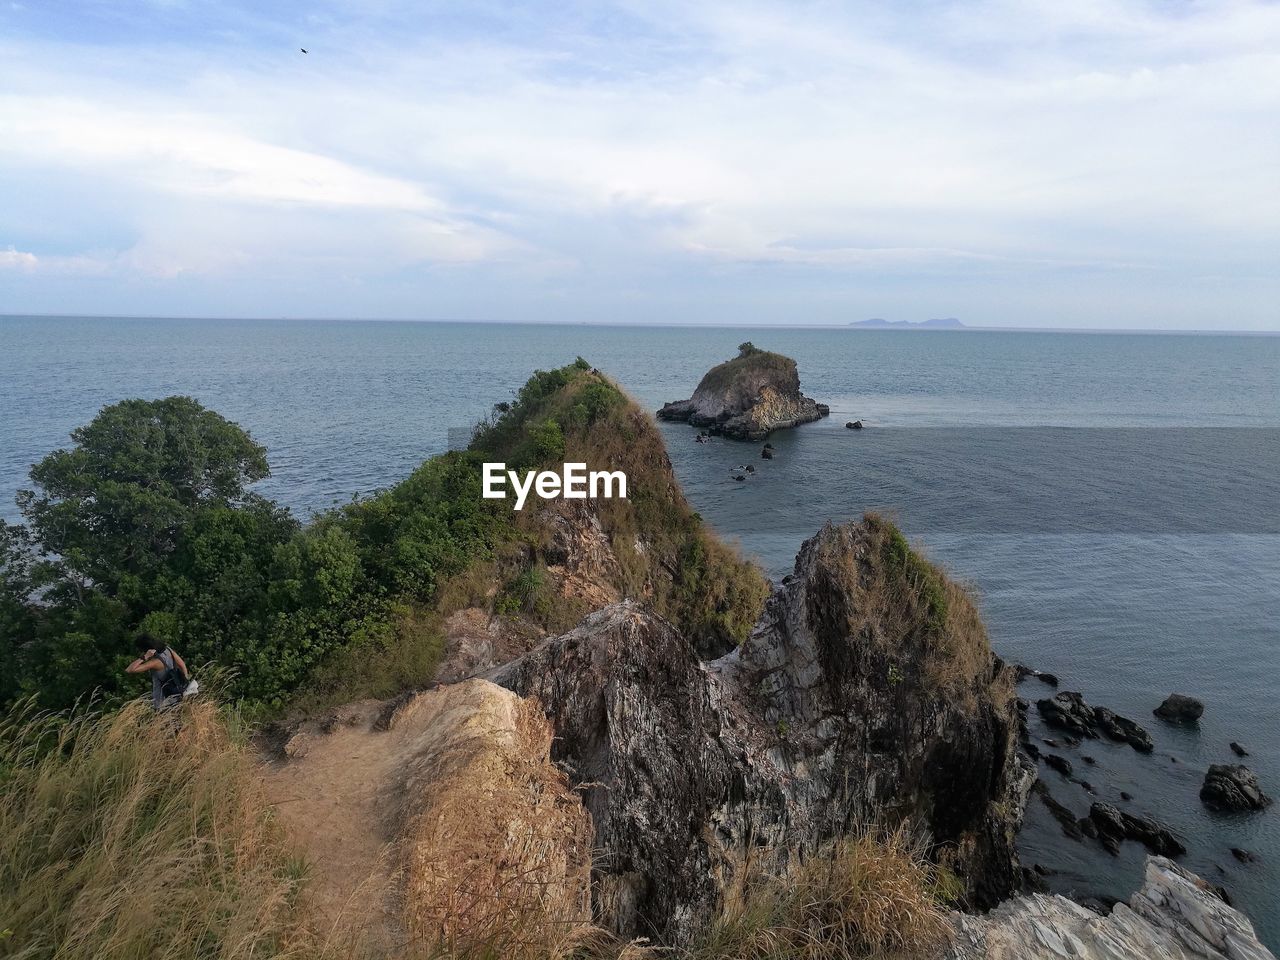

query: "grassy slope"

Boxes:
[294, 359, 767, 712]
[690, 345, 797, 397]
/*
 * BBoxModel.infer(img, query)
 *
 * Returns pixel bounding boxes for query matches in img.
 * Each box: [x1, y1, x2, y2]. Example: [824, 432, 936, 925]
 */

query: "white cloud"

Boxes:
[0, 247, 38, 270]
[1, 0, 1278, 325]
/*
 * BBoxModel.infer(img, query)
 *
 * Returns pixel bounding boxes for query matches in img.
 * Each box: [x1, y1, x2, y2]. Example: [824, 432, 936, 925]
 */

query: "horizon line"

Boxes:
[2, 312, 1278, 336]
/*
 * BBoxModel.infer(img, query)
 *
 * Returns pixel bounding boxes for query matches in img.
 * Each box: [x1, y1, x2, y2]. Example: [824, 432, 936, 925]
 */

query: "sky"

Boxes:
[1, 1, 1278, 329]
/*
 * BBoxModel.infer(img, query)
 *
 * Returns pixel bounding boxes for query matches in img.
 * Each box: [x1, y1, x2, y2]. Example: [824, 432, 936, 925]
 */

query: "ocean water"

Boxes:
[2, 316, 1278, 942]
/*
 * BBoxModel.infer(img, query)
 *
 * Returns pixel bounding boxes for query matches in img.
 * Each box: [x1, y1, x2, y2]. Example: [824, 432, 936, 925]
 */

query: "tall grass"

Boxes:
[689, 827, 953, 960]
[0, 696, 952, 960]
[0, 697, 328, 960]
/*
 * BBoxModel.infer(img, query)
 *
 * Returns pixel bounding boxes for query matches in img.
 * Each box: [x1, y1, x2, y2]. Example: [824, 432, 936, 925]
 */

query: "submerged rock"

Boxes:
[491, 516, 1032, 944]
[1201, 764, 1273, 812]
[948, 856, 1276, 960]
[657, 343, 827, 441]
[1044, 754, 1073, 777]
[1231, 741, 1251, 757]
[1155, 693, 1205, 723]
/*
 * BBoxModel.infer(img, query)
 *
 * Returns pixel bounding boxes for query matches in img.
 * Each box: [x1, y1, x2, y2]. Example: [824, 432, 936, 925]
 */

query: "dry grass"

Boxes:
[0, 695, 951, 960]
[0, 697, 338, 960]
[395, 687, 595, 959]
[689, 826, 953, 960]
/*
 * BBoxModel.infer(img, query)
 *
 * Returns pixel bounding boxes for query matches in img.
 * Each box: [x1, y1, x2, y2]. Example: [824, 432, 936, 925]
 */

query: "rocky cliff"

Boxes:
[489, 517, 1032, 945]
[657, 343, 828, 440]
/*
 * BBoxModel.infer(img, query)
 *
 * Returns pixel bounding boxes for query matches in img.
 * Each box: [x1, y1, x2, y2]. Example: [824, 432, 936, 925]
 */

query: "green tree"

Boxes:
[17, 396, 272, 594]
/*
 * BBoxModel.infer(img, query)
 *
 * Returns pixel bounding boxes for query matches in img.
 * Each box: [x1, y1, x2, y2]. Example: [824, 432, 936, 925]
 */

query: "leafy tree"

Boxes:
[17, 396, 272, 594]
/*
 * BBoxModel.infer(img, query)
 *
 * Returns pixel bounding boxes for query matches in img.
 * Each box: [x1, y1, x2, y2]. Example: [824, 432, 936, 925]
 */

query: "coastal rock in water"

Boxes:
[1037, 691, 1154, 752]
[948, 856, 1277, 960]
[1088, 802, 1186, 858]
[1231, 741, 1250, 757]
[1155, 693, 1205, 723]
[1044, 754, 1073, 777]
[1201, 764, 1273, 812]
[656, 343, 827, 441]
[491, 516, 1032, 944]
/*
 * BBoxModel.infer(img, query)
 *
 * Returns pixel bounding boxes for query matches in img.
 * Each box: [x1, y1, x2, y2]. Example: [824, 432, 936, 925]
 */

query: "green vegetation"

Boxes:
[692, 343, 798, 396]
[880, 523, 948, 634]
[0, 359, 766, 714]
[860, 514, 991, 699]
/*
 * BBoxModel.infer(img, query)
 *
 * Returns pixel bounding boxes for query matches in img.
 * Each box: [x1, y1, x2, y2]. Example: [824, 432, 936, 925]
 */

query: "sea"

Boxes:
[2, 315, 1278, 943]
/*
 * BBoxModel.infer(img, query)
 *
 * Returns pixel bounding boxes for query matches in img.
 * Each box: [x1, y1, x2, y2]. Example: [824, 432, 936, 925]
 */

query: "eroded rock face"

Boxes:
[657, 347, 826, 441]
[948, 856, 1276, 960]
[491, 519, 1032, 945]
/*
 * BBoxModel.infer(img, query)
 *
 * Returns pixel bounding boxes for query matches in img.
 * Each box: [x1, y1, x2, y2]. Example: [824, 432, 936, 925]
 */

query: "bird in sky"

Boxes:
[300, 47, 308, 54]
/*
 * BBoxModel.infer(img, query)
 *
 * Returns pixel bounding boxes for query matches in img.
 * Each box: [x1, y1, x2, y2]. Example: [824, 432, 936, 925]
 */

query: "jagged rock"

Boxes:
[760, 446, 773, 459]
[1089, 801, 1186, 857]
[948, 856, 1277, 960]
[1155, 693, 1205, 723]
[1201, 764, 1273, 812]
[845, 420, 863, 429]
[1037, 691, 1154, 752]
[1231, 741, 1250, 757]
[491, 517, 1032, 944]
[657, 345, 826, 441]
[1044, 754, 1073, 777]
[1232, 847, 1258, 864]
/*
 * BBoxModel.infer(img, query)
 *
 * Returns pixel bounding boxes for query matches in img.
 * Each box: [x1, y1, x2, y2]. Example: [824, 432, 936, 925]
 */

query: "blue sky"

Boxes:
[1, 0, 1278, 329]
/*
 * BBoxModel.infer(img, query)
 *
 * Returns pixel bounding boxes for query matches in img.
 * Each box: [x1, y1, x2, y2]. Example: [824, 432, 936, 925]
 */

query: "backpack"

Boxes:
[157, 651, 189, 699]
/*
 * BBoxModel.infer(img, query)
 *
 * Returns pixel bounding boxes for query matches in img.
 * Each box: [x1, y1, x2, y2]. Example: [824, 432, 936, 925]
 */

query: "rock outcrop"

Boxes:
[657, 343, 827, 441]
[948, 856, 1275, 960]
[1087, 801, 1186, 857]
[1155, 692, 1205, 723]
[1201, 764, 1273, 812]
[490, 517, 1032, 945]
[1037, 690, 1154, 752]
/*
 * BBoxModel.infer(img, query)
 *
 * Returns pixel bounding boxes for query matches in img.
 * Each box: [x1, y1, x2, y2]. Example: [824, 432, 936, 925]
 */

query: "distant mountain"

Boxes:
[849, 317, 965, 329]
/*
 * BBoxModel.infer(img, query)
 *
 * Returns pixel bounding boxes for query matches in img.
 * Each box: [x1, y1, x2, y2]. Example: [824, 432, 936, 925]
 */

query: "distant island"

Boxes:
[850, 317, 965, 329]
